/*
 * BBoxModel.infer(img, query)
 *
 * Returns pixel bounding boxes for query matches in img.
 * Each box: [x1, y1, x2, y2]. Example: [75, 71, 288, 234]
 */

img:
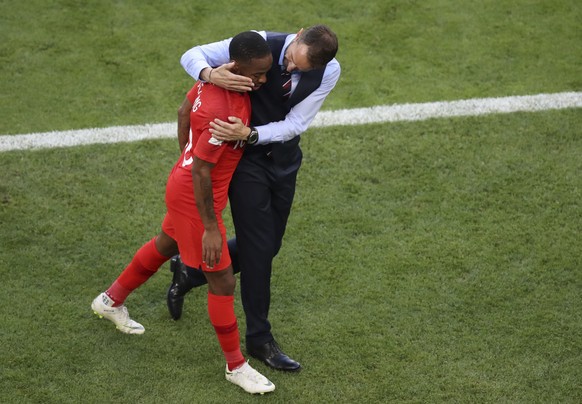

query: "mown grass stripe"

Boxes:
[1, 92, 580, 152]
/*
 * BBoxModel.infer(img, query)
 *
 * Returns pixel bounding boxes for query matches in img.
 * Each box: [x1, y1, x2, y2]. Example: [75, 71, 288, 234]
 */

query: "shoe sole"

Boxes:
[225, 376, 275, 394]
[91, 306, 145, 335]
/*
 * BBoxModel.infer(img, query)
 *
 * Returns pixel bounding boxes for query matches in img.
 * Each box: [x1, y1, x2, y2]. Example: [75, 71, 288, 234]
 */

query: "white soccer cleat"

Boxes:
[225, 361, 276, 394]
[91, 292, 145, 335]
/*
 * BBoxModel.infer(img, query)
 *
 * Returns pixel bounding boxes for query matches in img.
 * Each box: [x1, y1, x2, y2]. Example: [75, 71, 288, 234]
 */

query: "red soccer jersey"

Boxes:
[177, 81, 250, 212]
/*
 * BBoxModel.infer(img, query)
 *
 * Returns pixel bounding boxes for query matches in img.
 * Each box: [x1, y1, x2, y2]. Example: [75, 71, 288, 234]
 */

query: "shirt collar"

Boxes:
[279, 34, 297, 68]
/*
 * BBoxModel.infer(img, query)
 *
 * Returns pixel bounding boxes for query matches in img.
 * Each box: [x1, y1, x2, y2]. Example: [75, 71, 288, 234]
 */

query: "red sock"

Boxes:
[106, 238, 170, 306]
[208, 292, 245, 371]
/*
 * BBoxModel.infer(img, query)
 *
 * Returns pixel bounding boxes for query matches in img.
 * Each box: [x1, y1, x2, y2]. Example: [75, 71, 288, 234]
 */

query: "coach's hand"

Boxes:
[210, 116, 250, 142]
[205, 63, 253, 92]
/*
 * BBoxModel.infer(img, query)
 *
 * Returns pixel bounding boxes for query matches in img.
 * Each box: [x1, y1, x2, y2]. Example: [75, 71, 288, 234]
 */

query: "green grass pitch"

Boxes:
[1, 1, 581, 402]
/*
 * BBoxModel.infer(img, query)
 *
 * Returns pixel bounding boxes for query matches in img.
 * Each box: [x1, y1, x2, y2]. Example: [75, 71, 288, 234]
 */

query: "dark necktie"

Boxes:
[281, 70, 291, 100]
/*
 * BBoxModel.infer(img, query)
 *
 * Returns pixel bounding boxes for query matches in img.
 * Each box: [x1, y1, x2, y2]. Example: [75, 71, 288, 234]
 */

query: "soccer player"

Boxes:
[91, 31, 275, 394]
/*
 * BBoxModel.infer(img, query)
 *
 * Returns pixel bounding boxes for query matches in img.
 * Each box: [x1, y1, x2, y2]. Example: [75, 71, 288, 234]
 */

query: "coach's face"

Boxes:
[235, 54, 273, 91]
[283, 41, 313, 73]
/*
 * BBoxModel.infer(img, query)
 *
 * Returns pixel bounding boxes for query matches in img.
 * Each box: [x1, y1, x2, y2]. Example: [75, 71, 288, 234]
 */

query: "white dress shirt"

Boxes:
[180, 31, 341, 145]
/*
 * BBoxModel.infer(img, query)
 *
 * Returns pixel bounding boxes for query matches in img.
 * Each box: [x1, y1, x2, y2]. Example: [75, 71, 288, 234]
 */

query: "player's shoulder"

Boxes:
[209, 83, 247, 99]
[203, 84, 248, 114]
[199, 82, 228, 102]
[201, 82, 227, 95]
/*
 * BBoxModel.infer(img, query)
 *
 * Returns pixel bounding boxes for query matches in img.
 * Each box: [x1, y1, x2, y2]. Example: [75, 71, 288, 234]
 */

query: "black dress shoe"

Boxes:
[166, 256, 194, 320]
[246, 340, 301, 372]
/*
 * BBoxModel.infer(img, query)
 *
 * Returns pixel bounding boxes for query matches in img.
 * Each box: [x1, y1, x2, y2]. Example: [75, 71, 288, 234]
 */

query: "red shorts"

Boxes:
[162, 166, 231, 272]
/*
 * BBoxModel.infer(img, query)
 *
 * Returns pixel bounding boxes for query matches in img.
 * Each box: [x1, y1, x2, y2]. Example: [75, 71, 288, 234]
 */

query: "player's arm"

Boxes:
[177, 97, 192, 152]
[191, 156, 221, 268]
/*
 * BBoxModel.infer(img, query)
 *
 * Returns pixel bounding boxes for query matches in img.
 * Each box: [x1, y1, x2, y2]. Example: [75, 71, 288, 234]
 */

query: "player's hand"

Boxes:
[210, 62, 253, 92]
[202, 228, 222, 269]
[210, 117, 250, 142]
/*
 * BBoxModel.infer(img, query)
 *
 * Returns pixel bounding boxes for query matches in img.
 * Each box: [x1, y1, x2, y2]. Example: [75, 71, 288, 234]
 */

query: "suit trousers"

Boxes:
[228, 141, 302, 346]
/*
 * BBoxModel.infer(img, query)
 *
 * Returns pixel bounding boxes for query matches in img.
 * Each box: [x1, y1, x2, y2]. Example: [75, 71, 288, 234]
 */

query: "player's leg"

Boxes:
[92, 225, 177, 334]
[204, 266, 275, 394]
[166, 237, 245, 319]
[155, 230, 180, 257]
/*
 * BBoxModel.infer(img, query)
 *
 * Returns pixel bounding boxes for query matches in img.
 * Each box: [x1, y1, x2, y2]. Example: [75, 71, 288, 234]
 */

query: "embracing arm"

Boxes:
[181, 37, 231, 80]
[181, 34, 261, 92]
[256, 60, 341, 143]
[191, 157, 221, 268]
[209, 59, 342, 144]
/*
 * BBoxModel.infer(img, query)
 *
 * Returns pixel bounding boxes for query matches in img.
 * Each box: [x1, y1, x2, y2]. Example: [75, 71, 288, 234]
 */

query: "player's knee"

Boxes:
[206, 270, 236, 296]
[155, 232, 178, 256]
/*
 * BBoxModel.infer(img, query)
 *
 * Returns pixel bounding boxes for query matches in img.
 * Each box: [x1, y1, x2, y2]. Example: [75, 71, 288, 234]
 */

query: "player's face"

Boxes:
[283, 42, 313, 73]
[237, 55, 273, 91]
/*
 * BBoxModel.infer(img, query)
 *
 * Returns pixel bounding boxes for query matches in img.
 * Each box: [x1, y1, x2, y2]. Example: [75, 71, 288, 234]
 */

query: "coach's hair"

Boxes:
[297, 24, 338, 69]
[229, 31, 271, 64]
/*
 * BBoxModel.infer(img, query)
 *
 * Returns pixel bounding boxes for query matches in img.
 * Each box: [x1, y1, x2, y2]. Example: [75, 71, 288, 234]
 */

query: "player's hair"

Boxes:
[229, 31, 271, 64]
[297, 24, 338, 69]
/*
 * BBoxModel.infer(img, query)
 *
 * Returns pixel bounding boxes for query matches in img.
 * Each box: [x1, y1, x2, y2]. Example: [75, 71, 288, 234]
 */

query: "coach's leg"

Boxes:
[229, 168, 276, 346]
[229, 155, 301, 372]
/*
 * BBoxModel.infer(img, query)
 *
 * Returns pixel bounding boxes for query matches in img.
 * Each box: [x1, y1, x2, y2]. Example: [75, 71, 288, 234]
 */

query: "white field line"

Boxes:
[1, 92, 581, 152]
